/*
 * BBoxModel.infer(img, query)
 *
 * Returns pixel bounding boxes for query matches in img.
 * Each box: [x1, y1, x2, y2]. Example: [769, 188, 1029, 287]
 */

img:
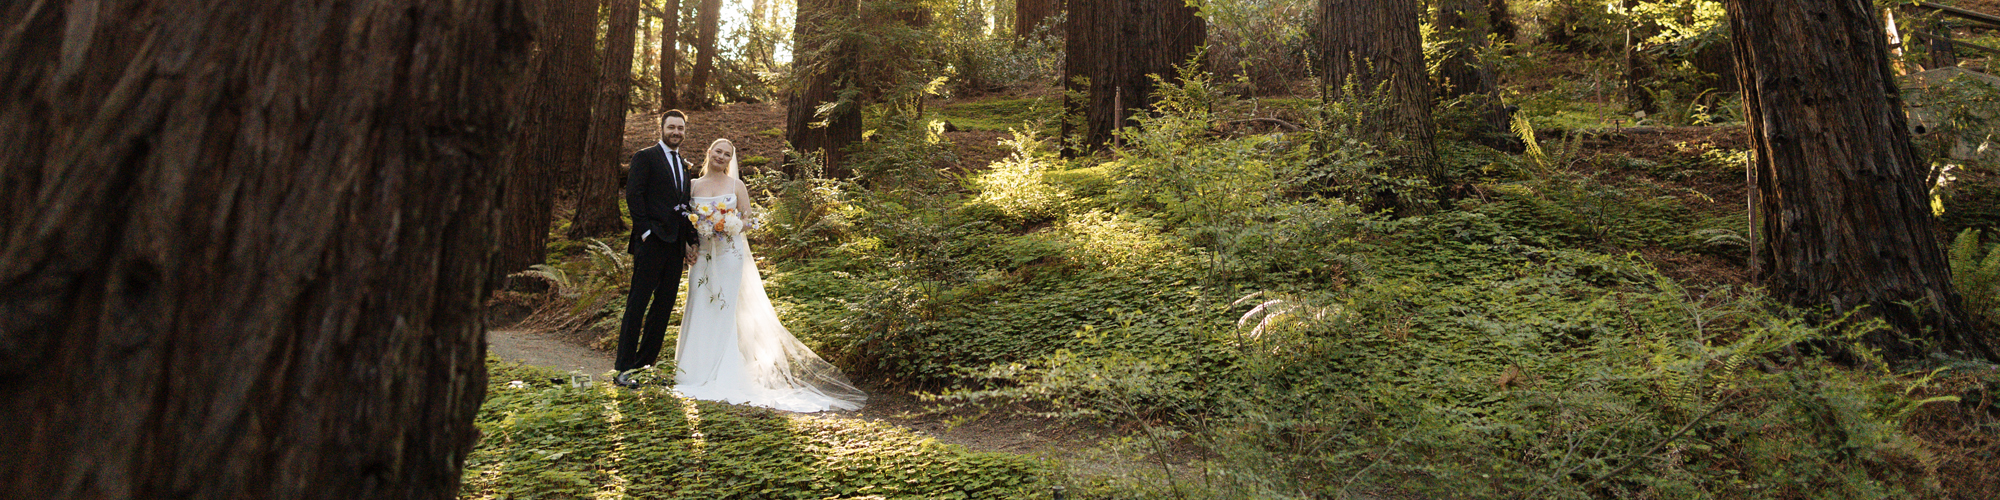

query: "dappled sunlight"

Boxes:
[463, 360, 1049, 498]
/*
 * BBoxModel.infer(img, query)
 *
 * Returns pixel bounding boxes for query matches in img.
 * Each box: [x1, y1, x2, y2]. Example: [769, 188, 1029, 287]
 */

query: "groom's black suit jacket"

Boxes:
[626, 144, 699, 254]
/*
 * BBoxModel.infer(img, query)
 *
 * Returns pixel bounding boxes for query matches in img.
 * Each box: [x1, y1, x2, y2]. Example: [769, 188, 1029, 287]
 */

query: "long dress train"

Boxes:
[673, 194, 866, 412]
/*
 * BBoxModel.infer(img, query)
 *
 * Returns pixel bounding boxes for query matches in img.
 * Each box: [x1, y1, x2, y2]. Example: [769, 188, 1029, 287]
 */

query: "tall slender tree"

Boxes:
[1488, 0, 1515, 44]
[572, 0, 642, 239]
[1725, 0, 1994, 361]
[787, 0, 864, 176]
[659, 0, 682, 111]
[1434, 0, 1510, 144]
[1016, 0, 1061, 38]
[687, 0, 723, 109]
[0, 0, 528, 497]
[1623, 0, 1660, 115]
[1317, 0, 1441, 211]
[1062, 0, 1206, 154]
[500, 0, 602, 276]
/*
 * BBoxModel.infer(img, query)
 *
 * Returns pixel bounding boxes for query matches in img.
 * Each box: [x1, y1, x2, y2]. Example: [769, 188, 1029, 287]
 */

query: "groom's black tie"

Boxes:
[669, 150, 684, 190]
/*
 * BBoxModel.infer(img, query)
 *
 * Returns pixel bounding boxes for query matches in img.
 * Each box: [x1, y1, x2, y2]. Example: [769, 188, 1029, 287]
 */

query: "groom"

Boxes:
[616, 109, 700, 387]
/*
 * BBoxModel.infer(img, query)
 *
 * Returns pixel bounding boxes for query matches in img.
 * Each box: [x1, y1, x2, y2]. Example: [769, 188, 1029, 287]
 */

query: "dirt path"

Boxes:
[487, 329, 611, 375]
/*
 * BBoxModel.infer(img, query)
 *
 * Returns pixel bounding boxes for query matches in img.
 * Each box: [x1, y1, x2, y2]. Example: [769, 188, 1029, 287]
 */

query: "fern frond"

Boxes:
[1511, 114, 1550, 175]
[519, 264, 572, 294]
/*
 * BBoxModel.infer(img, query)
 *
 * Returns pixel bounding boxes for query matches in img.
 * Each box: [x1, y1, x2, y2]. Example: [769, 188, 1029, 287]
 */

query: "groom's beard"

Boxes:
[664, 135, 684, 149]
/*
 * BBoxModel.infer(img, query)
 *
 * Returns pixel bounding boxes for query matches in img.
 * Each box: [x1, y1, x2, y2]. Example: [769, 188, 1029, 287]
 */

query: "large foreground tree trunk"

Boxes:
[572, 0, 641, 239]
[687, 0, 722, 109]
[501, 0, 601, 276]
[0, 0, 529, 497]
[659, 0, 682, 111]
[1725, 0, 1994, 361]
[1061, 0, 1206, 155]
[1317, 0, 1442, 211]
[787, 0, 864, 177]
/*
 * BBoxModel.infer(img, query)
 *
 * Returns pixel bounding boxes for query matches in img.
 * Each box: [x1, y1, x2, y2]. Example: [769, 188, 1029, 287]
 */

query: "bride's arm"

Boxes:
[735, 178, 753, 211]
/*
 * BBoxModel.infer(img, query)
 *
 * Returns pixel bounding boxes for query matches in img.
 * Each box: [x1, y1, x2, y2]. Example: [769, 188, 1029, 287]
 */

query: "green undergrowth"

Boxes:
[742, 68, 2000, 497]
[500, 61, 2000, 497]
[938, 97, 1059, 133]
[461, 361, 1051, 499]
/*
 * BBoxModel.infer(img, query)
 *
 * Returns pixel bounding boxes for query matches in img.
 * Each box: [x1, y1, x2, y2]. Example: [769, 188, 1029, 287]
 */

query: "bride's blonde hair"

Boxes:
[702, 138, 739, 179]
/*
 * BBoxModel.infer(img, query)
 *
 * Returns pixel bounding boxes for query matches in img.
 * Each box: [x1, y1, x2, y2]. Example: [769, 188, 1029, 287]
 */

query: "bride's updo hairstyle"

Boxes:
[703, 138, 740, 179]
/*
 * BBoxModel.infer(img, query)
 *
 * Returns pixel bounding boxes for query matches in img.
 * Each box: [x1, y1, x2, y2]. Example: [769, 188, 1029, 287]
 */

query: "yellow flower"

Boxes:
[686, 213, 698, 225]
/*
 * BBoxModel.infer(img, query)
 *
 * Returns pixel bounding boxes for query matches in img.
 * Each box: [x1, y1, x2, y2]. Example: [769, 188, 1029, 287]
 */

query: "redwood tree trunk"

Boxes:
[687, 0, 722, 109]
[0, 0, 528, 498]
[1016, 0, 1060, 38]
[1726, 0, 1993, 361]
[1317, 0, 1441, 211]
[500, 0, 600, 276]
[1435, 0, 1509, 143]
[571, 0, 640, 239]
[1488, 0, 1516, 44]
[659, 0, 682, 111]
[1061, 0, 1206, 155]
[787, 0, 863, 177]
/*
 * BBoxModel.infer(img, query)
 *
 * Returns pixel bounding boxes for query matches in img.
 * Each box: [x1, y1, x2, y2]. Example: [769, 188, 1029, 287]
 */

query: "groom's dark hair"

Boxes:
[659, 109, 687, 125]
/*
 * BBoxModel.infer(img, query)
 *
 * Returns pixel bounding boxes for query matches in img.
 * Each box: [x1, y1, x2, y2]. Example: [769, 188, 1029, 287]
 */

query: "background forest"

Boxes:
[9, 0, 2000, 499]
[463, 0, 2000, 498]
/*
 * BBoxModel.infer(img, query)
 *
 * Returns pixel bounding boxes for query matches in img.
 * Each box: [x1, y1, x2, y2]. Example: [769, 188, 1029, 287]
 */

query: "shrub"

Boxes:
[1951, 229, 2000, 325]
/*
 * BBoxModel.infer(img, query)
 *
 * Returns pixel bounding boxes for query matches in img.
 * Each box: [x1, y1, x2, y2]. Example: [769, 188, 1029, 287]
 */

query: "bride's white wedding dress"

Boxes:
[673, 194, 866, 412]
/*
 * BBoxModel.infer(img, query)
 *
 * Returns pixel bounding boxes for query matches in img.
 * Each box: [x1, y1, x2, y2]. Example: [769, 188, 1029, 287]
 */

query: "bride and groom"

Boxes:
[614, 110, 865, 412]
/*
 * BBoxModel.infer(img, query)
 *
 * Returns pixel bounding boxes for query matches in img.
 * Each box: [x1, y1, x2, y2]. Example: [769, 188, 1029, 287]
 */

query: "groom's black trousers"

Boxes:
[617, 238, 686, 372]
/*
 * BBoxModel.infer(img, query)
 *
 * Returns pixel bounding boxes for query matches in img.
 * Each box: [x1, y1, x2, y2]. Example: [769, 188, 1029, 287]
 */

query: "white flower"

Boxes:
[723, 214, 744, 235]
[697, 203, 714, 215]
[507, 380, 527, 389]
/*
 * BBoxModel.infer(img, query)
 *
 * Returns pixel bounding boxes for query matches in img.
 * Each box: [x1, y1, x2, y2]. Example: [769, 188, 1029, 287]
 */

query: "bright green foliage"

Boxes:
[461, 361, 1050, 499]
[939, 98, 1059, 133]
[1951, 230, 2000, 324]
[747, 65, 1990, 495]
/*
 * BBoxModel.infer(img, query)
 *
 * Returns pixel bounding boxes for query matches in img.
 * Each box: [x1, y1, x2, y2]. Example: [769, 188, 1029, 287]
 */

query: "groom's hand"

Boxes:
[683, 245, 697, 266]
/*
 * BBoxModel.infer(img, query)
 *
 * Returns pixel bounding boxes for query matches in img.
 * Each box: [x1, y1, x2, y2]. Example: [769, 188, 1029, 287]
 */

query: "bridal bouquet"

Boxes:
[688, 200, 748, 239]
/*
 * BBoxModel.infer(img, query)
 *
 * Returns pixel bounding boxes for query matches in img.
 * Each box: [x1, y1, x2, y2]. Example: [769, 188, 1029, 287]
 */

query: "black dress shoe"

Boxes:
[614, 370, 639, 388]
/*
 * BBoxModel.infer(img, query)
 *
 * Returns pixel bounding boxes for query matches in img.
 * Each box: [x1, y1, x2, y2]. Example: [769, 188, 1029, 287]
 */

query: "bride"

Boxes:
[672, 138, 866, 412]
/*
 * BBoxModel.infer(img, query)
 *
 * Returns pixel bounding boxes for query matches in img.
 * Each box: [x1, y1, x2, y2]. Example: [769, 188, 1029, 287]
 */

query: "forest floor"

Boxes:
[489, 94, 1771, 495]
[484, 327, 1142, 476]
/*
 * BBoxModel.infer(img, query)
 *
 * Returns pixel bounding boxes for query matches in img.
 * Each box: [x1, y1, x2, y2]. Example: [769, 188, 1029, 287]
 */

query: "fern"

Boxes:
[520, 264, 573, 296]
[1511, 113, 1550, 175]
[1950, 229, 2000, 321]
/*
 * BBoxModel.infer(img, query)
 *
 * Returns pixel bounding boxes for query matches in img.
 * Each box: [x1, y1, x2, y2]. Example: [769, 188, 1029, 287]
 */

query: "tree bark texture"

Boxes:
[0, 0, 530, 498]
[787, 0, 864, 177]
[571, 0, 640, 239]
[1726, 0, 1993, 361]
[687, 0, 722, 109]
[1317, 0, 1441, 208]
[1061, 0, 1206, 155]
[501, 0, 600, 276]
[1434, 0, 1510, 142]
[1016, 0, 1061, 38]
[659, 0, 682, 111]
[1488, 0, 1516, 43]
